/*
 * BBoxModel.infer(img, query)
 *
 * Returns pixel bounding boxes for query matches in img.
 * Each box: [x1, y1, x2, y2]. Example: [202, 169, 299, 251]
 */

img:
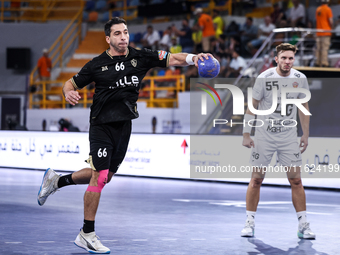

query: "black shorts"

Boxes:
[88, 120, 131, 173]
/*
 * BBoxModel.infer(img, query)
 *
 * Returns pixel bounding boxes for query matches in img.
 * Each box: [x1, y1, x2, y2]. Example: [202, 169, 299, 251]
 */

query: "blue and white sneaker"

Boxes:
[37, 168, 59, 206]
[74, 229, 110, 254]
[241, 221, 255, 237]
[298, 222, 316, 239]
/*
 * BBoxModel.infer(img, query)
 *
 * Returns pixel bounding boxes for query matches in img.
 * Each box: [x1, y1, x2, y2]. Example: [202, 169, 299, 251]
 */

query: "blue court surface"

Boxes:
[0, 168, 339, 255]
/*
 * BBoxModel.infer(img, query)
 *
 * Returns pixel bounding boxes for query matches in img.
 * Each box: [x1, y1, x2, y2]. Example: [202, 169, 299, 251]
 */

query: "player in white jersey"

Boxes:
[240, 43, 315, 239]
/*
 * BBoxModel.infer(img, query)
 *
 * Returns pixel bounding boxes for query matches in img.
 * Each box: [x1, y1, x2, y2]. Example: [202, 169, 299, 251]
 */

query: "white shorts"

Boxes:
[249, 136, 302, 167]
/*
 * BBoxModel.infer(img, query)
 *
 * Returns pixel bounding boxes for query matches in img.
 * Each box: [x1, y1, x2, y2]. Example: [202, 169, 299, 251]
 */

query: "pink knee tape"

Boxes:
[86, 169, 109, 193]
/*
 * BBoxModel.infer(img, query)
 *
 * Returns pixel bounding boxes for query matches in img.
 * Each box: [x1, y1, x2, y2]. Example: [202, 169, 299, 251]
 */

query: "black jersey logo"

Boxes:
[101, 66, 108, 71]
[131, 59, 137, 67]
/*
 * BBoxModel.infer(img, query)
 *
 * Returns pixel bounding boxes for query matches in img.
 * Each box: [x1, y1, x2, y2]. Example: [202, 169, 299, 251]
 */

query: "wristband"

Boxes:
[243, 114, 254, 134]
[186, 54, 196, 65]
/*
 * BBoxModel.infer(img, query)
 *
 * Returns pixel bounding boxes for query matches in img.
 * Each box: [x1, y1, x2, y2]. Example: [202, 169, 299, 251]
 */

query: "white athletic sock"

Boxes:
[297, 211, 307, 225]
[246, 210, 256, 223]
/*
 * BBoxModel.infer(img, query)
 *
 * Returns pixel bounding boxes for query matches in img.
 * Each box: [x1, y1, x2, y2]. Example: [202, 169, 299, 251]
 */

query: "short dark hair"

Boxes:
[247, 17, 253, 22]
[104, 17, 127, 36]
[276, 43, 297, 55]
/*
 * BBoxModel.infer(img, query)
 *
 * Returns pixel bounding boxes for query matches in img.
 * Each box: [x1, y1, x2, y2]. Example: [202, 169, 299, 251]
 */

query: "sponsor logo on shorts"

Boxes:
[291, 159, 301, 163]
[158, 50, 167, 60]
[252, 152, 259, 160]
[294, 153, 300, 158]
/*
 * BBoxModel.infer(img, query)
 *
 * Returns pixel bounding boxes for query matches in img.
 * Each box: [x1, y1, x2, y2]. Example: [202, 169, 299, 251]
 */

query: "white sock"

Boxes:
[246, 210, 256, 223]
[297, 211, 307, 225]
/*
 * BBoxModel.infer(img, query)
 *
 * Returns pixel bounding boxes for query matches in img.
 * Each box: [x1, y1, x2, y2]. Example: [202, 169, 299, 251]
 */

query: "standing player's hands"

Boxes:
[300, 135, 308, 153]
[242, 134, 255, 148]
[65, 91, 81, 106]
[193, 53, 214, 67]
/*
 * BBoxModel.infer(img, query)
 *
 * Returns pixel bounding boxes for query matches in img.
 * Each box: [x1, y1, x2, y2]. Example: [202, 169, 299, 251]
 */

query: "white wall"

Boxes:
[0, 131, 339, 189]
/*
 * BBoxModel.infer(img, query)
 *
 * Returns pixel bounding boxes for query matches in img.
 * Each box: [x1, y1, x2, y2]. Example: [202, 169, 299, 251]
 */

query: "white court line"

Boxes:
[161, 238, 177, 241]
[307, 212, 333, 215]
[191, 238, 206, 241]
[174, 199, 340, 209]
[37, 241, 55, 243]
[132, 239, 148, 241]
[306, 203, 340, 207]
[256, 206, 290, 209]
[5, 242, 22, 244]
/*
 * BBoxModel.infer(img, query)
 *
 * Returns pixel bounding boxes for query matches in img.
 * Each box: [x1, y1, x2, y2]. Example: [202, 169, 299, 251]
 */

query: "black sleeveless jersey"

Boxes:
[71, 47, 170, 125]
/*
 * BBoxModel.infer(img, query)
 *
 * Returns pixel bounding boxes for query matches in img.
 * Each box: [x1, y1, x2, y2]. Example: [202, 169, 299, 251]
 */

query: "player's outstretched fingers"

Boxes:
[194, 53, 214, 67]
[197, 53, 213, 61]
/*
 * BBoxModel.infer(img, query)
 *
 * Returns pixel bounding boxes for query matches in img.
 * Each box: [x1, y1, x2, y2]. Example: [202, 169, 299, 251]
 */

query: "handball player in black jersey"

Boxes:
[37, 17, 212, 254]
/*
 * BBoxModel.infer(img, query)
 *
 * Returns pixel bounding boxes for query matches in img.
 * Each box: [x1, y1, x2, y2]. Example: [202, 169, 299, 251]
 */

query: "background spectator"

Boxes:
[288, 0, 306, 27]
[247, 16, 276, 55]
[227, 35, 241, 55]
[270, 3, 286, 26]
[225, 20, 240, 38]
[213, 9, 225, 39]
[37, 48, 52, 90]
[169, 37, 182, 53]
[192, 22, 203, 53]
[315, 0, 333, 67]
[226, 49, 247, 78]
[172, 18, 194, 53]
[194, 7, 215, 52]
[141, 25, 160, 50]
[259, 52, 274, 72]
[210, 37, 219, 55]
[240, 17, 258, 56]
[159, 26, 172, 51]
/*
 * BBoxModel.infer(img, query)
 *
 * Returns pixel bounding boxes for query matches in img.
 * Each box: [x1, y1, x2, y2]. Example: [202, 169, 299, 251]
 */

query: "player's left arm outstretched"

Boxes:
[169, 53, 214, 67]
[298, 102, 310, 153]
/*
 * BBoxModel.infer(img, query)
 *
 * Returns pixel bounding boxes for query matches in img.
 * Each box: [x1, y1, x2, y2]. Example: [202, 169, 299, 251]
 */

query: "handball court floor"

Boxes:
[0, 168, 339, 255]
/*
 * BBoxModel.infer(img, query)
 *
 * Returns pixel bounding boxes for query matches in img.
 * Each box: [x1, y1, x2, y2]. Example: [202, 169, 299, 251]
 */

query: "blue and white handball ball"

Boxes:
[198, 56, 220, 78]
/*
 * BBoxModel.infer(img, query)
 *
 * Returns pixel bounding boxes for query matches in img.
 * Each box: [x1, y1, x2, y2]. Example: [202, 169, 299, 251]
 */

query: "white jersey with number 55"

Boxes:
[251, 67, 309, 141]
